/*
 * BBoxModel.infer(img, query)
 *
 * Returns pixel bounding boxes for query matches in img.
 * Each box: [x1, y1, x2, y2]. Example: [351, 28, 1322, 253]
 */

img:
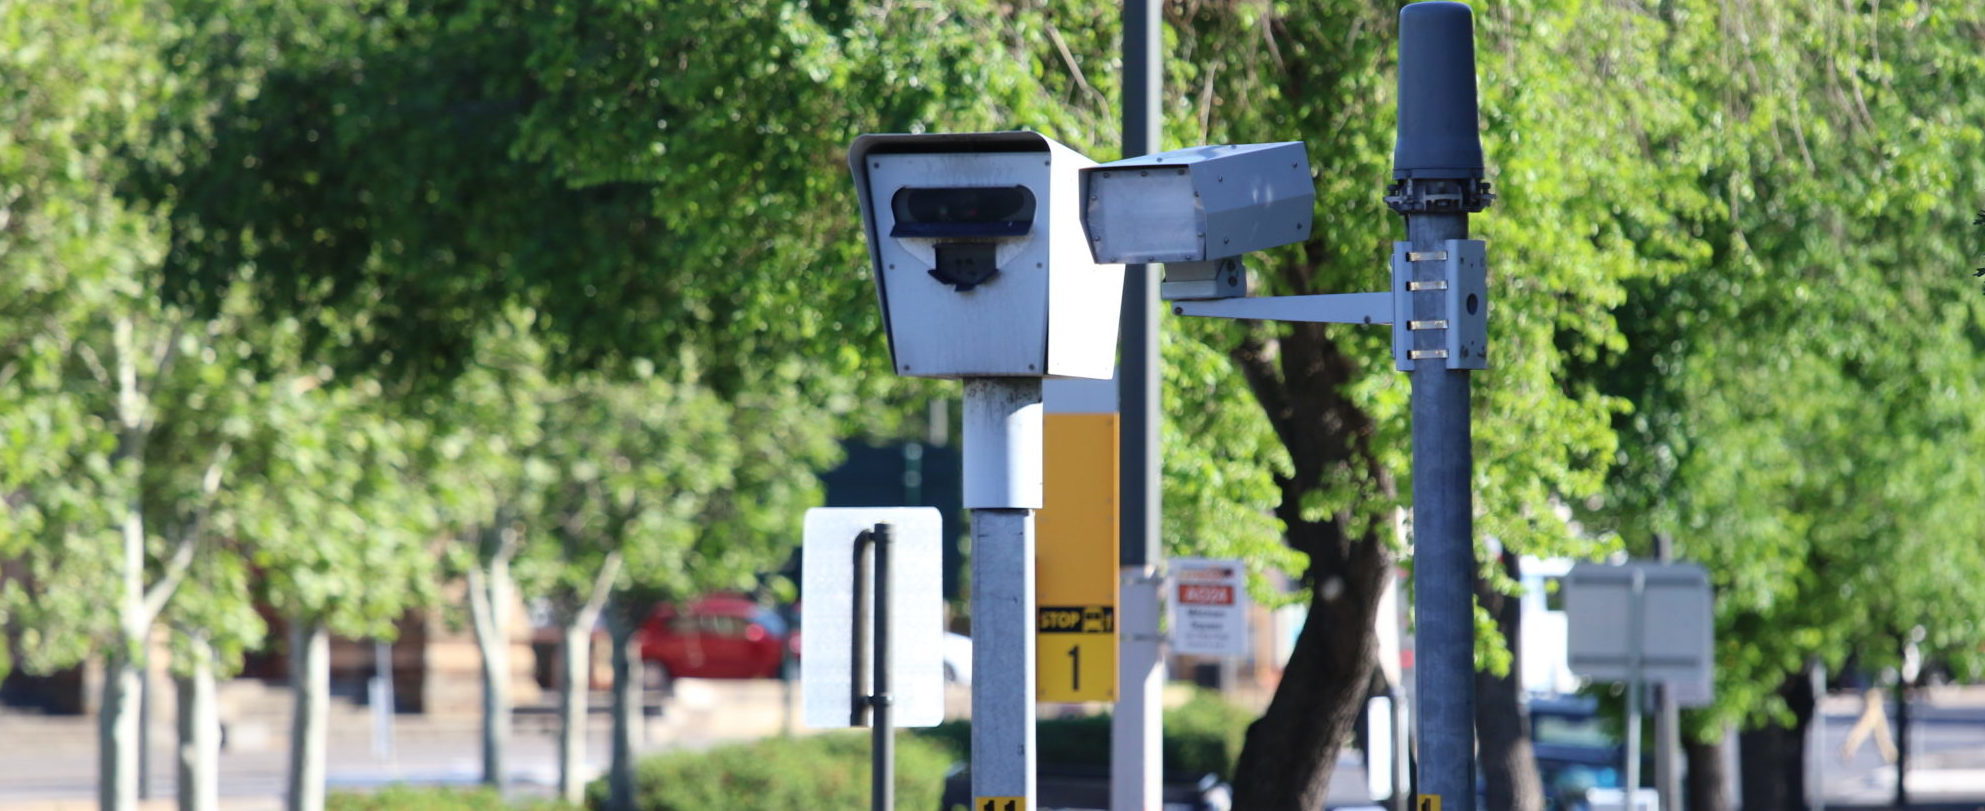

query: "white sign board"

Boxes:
[801, 507, 946, 728]
[1565, 561, 1714, 706]
[1168, 557, 1250, 658]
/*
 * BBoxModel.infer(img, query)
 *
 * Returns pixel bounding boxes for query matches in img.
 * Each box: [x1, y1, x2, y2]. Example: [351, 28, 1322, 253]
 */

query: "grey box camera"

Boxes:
[848, 131, 1124, 380]
[1078, 142, 1315, 300]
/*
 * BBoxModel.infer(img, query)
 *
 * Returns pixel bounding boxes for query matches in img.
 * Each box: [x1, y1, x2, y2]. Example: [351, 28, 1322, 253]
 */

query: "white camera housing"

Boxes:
[1079, 142, 1314, 299]
[849, 132, 1124, 380]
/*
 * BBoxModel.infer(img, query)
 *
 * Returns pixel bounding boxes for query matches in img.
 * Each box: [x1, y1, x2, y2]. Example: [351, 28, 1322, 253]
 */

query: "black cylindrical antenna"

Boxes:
[1393, 1, 1484, 179]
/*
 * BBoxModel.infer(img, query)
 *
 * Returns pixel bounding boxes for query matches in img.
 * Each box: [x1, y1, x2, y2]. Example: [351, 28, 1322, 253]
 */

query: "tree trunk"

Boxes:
[1225, 321, 1401, 810]
[558, 622, 592, 804]
[1739, 669, 1815, 810]
[286, 620, 329, 811]
[175, 638, 219, 811]
[606, 608, 645, 811]
[99, 651, 141, 811]
[466, 541, 515, 789]
[556, 553, 622, 805]
[1684, 728, 1735, 811]
[1229, 527, 1392, 810]
[1475, 551, 1544, 811]
[105, 359, 146, 811]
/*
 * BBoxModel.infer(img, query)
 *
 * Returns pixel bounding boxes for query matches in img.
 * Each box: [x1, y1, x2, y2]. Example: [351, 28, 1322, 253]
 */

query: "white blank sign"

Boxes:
[1565, 561, 1714, 705]
[801, 507, 945, 728]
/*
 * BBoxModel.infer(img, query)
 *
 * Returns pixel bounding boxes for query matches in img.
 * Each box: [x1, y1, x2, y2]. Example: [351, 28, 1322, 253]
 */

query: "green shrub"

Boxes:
[917, 688, 1253, 781]
[589, 731, 952, 811]
[326, 786, 567, 811]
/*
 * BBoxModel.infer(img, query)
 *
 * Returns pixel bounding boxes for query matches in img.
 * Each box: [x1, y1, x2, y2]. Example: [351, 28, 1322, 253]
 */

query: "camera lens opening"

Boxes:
[890, 186, 1036, 238]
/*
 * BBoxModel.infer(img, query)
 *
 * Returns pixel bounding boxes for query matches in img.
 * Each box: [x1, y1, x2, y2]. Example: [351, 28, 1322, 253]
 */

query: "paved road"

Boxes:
[8, 688, 1985, 810]
[0, 718, 617, 807]
[1819, 694, 1985, 806]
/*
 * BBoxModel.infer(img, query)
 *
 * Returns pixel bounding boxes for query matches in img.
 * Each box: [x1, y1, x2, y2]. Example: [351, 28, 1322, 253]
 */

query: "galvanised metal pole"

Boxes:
[1655, 535, 1683, 811]
[1626, 569, 1646, 808]
[1389, 4, 1491, 811]
[965, 378, 1043, 807]
[872, 522, 895, 811]
[1114, 0, 1164, 808]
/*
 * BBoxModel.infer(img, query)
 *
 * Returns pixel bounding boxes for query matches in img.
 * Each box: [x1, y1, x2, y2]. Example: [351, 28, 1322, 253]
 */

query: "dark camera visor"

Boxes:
[890, 186, 1036, 238]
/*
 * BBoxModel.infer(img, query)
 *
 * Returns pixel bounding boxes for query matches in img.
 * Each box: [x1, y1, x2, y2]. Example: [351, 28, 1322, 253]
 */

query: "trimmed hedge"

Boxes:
[586, 731, 952, 811]
[326, 692, 1250, 811]
[326, 787, 566, 811]
[916, 688, 1252, 781]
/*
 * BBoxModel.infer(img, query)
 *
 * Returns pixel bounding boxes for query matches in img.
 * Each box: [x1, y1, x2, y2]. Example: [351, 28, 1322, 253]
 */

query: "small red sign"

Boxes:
[1177, 584, 1235, 606]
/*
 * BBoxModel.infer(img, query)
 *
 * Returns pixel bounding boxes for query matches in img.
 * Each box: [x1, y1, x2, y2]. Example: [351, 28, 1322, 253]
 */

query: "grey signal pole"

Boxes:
[1388, 4, 1491, 811]
[1113, 0, 1164, 808]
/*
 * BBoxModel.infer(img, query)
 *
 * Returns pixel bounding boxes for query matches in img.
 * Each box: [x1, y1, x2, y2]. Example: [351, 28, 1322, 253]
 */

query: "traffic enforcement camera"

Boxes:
[849, 132, 1124, 380]
[1079, 142, 1314, 300]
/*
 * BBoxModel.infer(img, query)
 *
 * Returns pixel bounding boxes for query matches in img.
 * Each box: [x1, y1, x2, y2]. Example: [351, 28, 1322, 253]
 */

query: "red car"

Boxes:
[639, 594, 792, 681]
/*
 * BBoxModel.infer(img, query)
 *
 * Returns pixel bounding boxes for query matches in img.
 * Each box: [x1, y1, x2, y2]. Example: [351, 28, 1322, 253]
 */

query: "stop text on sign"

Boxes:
[1177, 584, 1234, 606]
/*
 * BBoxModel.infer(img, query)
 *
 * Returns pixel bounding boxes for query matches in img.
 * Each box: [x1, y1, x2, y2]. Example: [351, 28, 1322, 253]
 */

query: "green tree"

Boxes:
[1159, 1, 1680, 803]
[1587, 0, 1985, 804]
[0, 230, 249, 811]
[160, 540, 263, 811]
[504, 356, 842, 804]
[0, 2, 262, 797]
[426, 344, 551, 790]
[230, 371, 440, 811]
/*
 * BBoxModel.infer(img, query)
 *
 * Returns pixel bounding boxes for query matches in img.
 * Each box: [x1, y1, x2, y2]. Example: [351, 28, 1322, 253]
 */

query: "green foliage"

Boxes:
[1584, 0, 1985, 736]
[512, 358, 842, 618]
[1161, 326, 1300, 602]
[231, 371, 441, 638]
[583, 732, 950, 811]
[0, 0, 167, 665]
[327, 786, 568, 811]
[917, 689, 1253, 782]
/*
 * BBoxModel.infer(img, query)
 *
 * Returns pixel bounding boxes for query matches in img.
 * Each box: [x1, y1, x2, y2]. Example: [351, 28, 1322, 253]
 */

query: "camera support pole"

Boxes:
[964, 378, 1044, 809]
[1387, 6, 1491, 809]
[1172, 5, 1491, 810]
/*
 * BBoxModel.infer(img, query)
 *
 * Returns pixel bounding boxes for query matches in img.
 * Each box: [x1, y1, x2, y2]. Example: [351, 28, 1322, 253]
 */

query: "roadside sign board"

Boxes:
[1564, 561, 1713, 705]
[801, 507, 946, 728]
[1168, 557, 1250, 657]
[1035, 399, 1120, 702]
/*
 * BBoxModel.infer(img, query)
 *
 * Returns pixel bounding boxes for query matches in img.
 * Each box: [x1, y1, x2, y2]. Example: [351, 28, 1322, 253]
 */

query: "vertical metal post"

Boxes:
[1808, 659, 1827, 811]
[1894, 637, 1911, 809]
[872, 522, 896, 811]
[372, 639, 396, 758]
[1405, 217, 1476, 811]
[853, 530, 874, 727]
[1653, 536, 1682, 811]
[1625, 569, 1645, 808]
[1115, 0, 1164, 807]
[966, 378, 1043, 807]
[1391, 5, 1489, 811]
[1390, 560, 1414, 811]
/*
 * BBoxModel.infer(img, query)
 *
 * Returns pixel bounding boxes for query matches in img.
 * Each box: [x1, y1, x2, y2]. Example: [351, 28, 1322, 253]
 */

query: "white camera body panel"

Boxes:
[850, 132, 1124, 380]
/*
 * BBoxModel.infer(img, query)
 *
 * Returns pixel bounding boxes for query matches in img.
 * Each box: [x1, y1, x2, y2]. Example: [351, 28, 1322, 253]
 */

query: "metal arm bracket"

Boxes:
[1168, 240, 1488, 373]
[1171, 292, 1392, 324]
[1392, 239, 1488, 372]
